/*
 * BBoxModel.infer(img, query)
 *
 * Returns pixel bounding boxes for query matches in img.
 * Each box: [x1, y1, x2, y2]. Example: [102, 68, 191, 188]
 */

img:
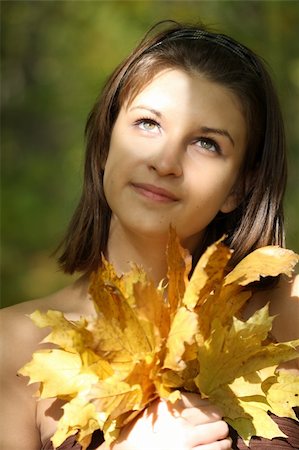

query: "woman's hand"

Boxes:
[111, 393, 231, 450]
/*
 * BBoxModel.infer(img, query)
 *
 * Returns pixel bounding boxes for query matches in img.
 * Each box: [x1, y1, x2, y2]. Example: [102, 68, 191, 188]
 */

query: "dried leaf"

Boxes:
[264, 372, 299, 419]
[183, 238, 232, 310]
[193, 305, 299, 442]
[164, 307, 198, 371]
[232, 399, 287, 443]
[53, 396, 105, 450]
[167, 226, 191, 315]
[29, 309, 93, 352]
[19, 349, 99, 399]
[224, 246, 298, 286]
[19, 231, 299, 448]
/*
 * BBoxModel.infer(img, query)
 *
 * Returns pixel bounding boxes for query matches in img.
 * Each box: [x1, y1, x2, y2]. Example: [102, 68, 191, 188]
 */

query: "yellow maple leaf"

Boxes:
[263, 371, 299, 419]
[53, 394, 111, 449]
[224, 246, 298, 286]
[183, 238, 232, 310]
[166, 226, 191, 315]
[192, 305, 299, 443]
[163, 307, 198, 371]
[18, 230, 299, 449]
[19, 349, 98, 399]
[29, 309, 93, 352]
[233, 399, 286, 442]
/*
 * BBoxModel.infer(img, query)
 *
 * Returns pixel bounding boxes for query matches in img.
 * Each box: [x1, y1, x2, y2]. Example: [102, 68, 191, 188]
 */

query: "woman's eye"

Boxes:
[195, 138, 220, 153]
[136, 119, 160, 133]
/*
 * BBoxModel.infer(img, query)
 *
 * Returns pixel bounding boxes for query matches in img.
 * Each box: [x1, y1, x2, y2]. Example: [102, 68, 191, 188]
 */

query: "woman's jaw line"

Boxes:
[106, 215, 204, 274]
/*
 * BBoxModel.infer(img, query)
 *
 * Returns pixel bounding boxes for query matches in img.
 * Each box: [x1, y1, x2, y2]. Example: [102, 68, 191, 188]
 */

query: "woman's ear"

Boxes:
[220, 190, 240, 213]
[220, 178, 247, 214]
[220, 172, 252, 213]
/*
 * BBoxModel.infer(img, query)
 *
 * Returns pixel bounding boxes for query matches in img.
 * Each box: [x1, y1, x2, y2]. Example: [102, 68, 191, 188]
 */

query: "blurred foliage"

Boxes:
[1, 0, 299, 308]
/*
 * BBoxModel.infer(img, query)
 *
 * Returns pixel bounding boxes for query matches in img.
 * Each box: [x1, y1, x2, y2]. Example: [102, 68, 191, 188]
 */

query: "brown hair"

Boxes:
[58, 21, 287, 274]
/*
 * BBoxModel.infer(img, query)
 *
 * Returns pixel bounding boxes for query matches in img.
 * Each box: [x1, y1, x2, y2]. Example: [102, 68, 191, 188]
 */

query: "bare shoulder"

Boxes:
[244, 274, 299, 342]
[0, 275, 91, 449]
[0, 273, 92, 386]
[0, 274, 91, 365]
[267, 273, 299, 342]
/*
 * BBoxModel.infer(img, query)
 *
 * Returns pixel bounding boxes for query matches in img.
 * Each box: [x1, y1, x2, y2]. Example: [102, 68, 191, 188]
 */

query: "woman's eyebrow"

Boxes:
[128, 105, 163, 118]
[200, 126, 235, 147]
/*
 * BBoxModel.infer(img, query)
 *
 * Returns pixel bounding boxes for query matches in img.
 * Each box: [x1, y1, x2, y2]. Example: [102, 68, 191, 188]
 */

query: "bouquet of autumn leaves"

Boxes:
[19, 229, 299, 449]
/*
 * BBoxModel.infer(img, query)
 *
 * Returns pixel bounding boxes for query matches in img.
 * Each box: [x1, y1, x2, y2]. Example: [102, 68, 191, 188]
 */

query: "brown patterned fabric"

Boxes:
[41, 435, 80, 450]
[231, 408, 299, 449]
[41, 429, 104, 450]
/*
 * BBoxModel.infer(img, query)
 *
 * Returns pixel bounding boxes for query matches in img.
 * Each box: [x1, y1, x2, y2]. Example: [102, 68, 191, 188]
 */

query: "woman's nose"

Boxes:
[149, 140, 183, 177]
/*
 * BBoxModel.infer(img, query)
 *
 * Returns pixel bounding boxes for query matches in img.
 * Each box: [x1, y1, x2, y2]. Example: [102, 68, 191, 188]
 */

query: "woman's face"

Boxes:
[103, 68, 247, 251]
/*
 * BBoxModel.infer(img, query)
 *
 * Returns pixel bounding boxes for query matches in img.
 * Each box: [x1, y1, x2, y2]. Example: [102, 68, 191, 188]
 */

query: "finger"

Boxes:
[193, 437, 232, 450]
[179, 393, 223, 416]
[180, 392, 211, 408]
[188, 420, 229, 446]
[172, 393, 223, 425]
[180, 406, 222, 425]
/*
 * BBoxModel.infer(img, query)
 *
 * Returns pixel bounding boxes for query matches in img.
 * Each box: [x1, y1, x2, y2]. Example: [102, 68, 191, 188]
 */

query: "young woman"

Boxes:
[1, 21, 298, 450]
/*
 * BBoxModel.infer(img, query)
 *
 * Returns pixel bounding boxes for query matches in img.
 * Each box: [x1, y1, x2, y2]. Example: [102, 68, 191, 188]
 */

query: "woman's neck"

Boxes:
[106, 221, 169, 285]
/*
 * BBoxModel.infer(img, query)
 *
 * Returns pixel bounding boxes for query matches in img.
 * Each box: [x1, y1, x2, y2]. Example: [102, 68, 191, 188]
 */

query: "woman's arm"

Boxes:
[0, 281, 92, 449]
[243, 274, 299, 343]
[0, 302, 47, 449]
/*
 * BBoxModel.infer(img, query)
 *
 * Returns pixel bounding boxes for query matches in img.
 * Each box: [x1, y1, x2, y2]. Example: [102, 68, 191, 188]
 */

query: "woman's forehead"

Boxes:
[123, 68, 243, 115]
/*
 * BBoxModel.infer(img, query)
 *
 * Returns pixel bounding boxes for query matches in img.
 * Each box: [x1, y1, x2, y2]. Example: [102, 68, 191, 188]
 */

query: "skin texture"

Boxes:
[0, 69, 298, 450]
[1, 275, 298, 450]
[112, 395, 231, 450]
[104, 69, 246, 282]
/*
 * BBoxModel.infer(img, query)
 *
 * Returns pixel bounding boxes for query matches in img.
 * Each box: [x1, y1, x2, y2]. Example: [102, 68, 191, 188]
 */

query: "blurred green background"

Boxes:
[1, 0, 299, 308]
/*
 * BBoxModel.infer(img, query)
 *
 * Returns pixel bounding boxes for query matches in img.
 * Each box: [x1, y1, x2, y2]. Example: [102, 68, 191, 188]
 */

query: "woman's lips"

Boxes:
[131, 182, 179, 203]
